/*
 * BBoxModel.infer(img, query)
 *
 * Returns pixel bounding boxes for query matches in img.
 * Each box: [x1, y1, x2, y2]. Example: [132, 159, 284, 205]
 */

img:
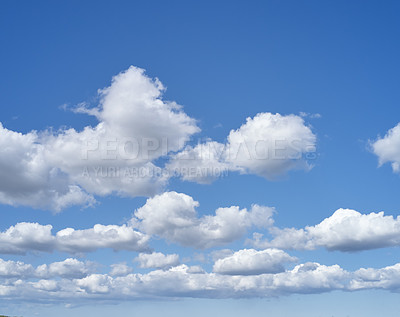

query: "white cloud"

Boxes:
[226, 113, 316, 179]
[0, 222, 55, 254]
[0, 67, 318, 212]
[132, 191, 274, 249]
[0, 258, 34, 278]
[75, 274, 112, 294]
[213, 248, 296, 275]
[4, 206, 400, 256]
[135, 252, 180, 269]
[6, 257, 400, 302]
[35, 258, 95, 279]
[0, 123, 95, 212]
[0, 222, 149, 255]
[168, 113, 317, 183]
[167, 141, 230, 184]
[56, 224, 150, 253]
[0, 258, 92, 280]
[350, 263, 400, 291]
[371, 122, 400, 173]
[0, 261, 351, 302]
[0, 66, 199, 211]
[251, 208, 400, 252]
[109, 262, 133, 277]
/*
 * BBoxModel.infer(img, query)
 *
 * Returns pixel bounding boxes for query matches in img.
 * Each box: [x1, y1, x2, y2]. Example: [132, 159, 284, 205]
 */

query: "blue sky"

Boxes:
[1, 1, 400, 316]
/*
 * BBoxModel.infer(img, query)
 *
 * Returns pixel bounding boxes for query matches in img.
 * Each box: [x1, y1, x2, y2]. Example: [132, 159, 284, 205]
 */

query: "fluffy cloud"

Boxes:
[0, 222, 149, 255]
[0, 67, 319, 211]
[168, 113, 316, 183]
[35, 258, 95, 279]
[350, 263, 400, 291]
[132, 191, 274, 249]
[0, 192, 273, 254]
[4, 206, 400, 256]
[0, 258, 34, 278]
[56, 224, 150, 253]
[213, 248, 296, 275]
[371, 122, 400, 173]
[0, 258, 93, 279]
[251, 208, 400, 252]
[0, 66, 199, 211]
[0, 124, 95, 212]
[135, 252, 180, 269]
[0, 261, 350, 302]
[109, 263, 133, 277]
[5, 257, 400, 302]
[167, 141, 230, 184]
[0, 222, 55, 254]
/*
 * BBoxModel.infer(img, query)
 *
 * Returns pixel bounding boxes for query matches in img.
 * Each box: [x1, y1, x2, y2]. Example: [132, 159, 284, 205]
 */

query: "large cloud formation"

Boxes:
[251, 208, 400, 252]
[3, 198, 400, 255]
[167, 113, 317, 183]
[3, 256, 400, 302]
[0, 192, 274, 254]
[131, 191, 274, 249]
[0, 66, 199, 211]
[0, 222, 150, 255]
[0, 67, 317, 211]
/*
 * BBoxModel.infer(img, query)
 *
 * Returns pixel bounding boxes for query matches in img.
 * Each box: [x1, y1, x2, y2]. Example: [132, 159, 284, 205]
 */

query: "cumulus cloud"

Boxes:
[350, 262, 400, 291]
[0, 258, 93, 280]
[213, 248, 296, 275]
[5, 257, 400, 302]
[0, 222, 149, 255]
[251, 208, 400, 252]
[0, 67, 319, 211]
[0, 258, 34, 278]
[0, 123, 95, 212]
[167, 141, 230, 184]
[109, 263, 133, 277]
[56, 224, 150, 254]
[371, 122, 400, 173]
[135, 252, 180, 269]
[131, 191, 274, 249]
[0, 261, 351, 302]
[168, 113, 317, 183]
[35, 258, 95, 279]
[0, 222, 55, 254]
[4, 205, 400, 256]
[0, 66, 199, 211]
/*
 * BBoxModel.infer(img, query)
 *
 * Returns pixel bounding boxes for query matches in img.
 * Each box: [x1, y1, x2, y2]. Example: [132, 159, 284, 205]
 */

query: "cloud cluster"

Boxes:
[0, 67, 318, 211]
[251, 208, 400, 252]
[4, 198, 400, 256]
[350, 262, 400, 290]
[0, 66, 199, 211]
[3, 253, 400, 303]
[168, 113, 316, 183]
[0, 222, 149, 255]
[0, 258, 94, 279]
[0, 123, 95, 211]
[132, 191, 274, 248]
[0, 258, 359, 302]
[0, 192, 275, 255]
[4, 192, 400, 258]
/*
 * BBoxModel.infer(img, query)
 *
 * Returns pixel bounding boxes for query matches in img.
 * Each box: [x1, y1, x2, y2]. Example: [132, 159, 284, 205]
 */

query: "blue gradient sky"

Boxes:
[1, 1, 400, 316]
